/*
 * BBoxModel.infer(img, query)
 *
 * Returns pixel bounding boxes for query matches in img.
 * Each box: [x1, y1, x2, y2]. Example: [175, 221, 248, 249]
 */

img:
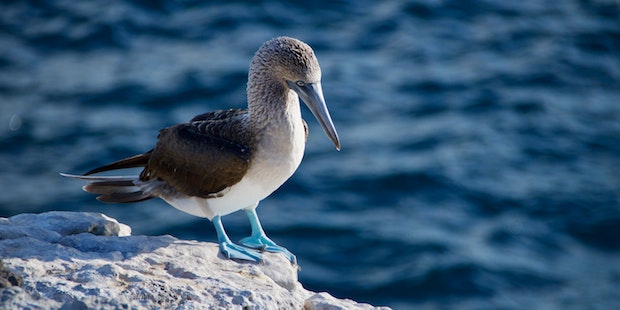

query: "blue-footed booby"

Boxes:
[62, 36, 340, 264]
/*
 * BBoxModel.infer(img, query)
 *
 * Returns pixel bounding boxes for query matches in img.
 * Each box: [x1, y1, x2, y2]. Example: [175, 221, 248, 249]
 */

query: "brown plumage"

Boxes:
[81, 108, 251, 202]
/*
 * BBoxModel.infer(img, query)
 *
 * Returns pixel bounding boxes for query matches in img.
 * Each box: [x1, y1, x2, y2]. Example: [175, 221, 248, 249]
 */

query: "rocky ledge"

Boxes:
[0, 211, 389, 310]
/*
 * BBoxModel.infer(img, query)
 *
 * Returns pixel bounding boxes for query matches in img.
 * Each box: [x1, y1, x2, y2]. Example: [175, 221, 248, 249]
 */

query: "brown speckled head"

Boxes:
[248, 36, 322, 93]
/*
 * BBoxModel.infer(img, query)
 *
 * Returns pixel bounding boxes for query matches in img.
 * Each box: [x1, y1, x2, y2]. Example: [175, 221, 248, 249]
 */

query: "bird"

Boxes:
[62, 36, 340, 264]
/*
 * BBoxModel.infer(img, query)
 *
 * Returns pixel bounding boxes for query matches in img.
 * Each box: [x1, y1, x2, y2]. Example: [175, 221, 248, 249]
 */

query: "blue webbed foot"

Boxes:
[240, 234, 297, 264]
[219, 240, 263, 262]
[240, 208, 297, 264]
[213, 215, 262, 262]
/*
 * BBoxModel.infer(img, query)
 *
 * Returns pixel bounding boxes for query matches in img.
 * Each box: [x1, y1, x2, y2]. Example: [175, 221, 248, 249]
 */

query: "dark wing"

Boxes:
[82, 108, 246, 176]
[140, 109, 251, 198]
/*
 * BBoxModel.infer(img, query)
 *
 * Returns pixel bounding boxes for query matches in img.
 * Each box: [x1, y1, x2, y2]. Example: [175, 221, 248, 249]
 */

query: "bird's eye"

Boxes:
[295, 80, 305, 87]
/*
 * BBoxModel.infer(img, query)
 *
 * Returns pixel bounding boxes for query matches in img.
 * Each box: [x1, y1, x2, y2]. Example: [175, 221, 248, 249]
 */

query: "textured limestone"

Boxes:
[0, 211, 389, 310]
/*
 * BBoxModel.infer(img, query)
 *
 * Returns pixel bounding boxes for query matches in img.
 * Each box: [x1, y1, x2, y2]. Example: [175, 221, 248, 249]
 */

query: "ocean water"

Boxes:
[1, 0, 620, 309]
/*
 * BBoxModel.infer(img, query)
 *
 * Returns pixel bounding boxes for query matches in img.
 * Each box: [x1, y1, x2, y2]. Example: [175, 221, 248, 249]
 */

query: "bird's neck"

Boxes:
[247, 73, 301, 132]
[246, 71, 305, 159]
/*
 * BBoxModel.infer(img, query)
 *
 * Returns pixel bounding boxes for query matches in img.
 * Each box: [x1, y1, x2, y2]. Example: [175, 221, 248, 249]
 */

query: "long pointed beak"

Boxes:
[287, 81, 341, 150]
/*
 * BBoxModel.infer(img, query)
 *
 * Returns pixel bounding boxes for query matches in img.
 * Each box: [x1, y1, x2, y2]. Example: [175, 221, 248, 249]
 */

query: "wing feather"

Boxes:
[141, 110, 251, 198]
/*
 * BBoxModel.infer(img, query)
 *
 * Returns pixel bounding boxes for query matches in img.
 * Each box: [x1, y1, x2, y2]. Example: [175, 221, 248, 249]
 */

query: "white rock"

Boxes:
[0, 211, 390, 310]
[305, 292, 391, 310]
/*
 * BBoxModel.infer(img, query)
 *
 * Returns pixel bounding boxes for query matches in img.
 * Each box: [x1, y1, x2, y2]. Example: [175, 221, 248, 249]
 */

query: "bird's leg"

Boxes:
[239, 208, 297, 264]
[213, 215, 262, 262]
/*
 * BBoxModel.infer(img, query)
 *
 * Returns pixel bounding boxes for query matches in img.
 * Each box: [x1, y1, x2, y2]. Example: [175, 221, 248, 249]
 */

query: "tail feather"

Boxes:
[95, 191, 152, 204]
[61, 173, 153, 204]
[84, 151, 152, 175]
[83, 180, 136, 189]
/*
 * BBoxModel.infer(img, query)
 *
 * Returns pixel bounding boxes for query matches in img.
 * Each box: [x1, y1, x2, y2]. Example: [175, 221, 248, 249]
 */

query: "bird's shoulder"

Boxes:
[183, 108, 251, 146]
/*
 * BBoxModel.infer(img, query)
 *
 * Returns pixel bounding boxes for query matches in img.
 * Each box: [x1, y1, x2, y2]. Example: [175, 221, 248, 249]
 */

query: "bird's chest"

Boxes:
[248, 118, 306, 190]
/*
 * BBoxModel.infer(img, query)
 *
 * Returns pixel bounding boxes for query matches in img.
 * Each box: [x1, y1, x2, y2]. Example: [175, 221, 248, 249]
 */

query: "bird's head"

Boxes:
[253, 36, 340, 150]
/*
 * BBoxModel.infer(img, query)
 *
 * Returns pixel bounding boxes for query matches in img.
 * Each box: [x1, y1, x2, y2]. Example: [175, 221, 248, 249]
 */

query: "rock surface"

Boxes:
[0, 211, 389, 310]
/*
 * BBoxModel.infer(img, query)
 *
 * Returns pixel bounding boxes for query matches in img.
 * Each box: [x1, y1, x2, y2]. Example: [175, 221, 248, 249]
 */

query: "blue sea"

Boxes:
[1, 1, 619, 309]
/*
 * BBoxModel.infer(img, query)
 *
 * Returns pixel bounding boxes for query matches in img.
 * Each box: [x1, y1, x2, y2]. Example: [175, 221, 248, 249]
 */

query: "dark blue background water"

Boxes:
[1, 1, 619, 309]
